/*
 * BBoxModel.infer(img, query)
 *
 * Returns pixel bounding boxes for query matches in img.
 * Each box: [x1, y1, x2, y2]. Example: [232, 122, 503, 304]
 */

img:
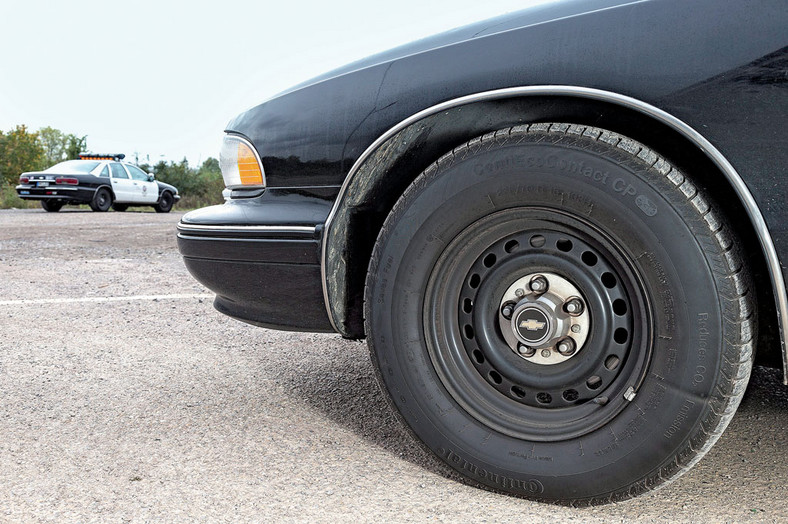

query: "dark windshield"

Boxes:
[44, 160, 100, 174]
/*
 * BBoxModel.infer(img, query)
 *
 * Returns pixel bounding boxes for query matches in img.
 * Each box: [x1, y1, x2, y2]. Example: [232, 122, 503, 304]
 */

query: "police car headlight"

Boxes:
[219, 134, 265, 189]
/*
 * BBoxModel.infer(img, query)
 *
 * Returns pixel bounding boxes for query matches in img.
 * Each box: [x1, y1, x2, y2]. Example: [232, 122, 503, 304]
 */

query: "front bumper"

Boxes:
[176, 189, 336, 332]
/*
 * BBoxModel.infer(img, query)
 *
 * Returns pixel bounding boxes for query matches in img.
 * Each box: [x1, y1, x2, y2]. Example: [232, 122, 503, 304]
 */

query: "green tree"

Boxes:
[148, 157, 224, 208]
[27, 126, 88, 168]
[199, 157, 220, 174]
[196, 157, 224, 199]
[0, 125, 46, 185]
[38, 126, 66, 165]
[64, 134, 87, 160]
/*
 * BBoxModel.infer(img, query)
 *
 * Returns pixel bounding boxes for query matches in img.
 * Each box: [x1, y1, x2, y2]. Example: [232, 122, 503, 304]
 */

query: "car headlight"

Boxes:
[219, 134, 265, 189]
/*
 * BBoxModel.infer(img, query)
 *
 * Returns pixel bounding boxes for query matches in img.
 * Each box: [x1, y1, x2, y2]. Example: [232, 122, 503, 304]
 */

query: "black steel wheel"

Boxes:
[154, 192, 174, 213]
[89, 187, 112, 212]
[40, 200, 63, 212]
[364, 124, 754, 504]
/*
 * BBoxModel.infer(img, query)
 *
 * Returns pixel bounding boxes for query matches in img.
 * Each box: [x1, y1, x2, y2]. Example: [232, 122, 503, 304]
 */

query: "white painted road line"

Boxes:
[0, 293, 214, 306]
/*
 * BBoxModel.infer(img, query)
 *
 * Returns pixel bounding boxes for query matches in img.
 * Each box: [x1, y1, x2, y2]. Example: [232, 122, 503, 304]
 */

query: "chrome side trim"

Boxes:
[320, 85, 788, 381]
[19, 195, 75, 199]
[177, 222, 316, 234]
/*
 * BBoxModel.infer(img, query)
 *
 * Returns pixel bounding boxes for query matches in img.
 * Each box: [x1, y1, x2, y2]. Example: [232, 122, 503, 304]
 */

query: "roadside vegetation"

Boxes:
[0, 125, 224, 210]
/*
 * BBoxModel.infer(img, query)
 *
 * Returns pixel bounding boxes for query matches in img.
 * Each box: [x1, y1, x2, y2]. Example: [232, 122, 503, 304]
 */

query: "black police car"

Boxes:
[177, 0, 787, 505]
[16, 153, 179, 212]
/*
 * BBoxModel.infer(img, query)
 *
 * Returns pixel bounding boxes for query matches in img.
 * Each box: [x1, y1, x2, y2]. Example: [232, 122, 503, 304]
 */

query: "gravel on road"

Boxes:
[1, 208, 786, 522]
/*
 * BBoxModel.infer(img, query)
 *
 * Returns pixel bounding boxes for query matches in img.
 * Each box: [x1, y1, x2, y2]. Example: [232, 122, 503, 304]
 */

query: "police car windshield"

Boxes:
[45, 160, 100, 173]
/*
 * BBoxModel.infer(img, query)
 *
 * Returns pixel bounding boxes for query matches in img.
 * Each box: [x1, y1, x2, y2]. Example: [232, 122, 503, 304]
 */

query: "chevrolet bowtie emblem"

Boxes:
[520, 319, 546, 331]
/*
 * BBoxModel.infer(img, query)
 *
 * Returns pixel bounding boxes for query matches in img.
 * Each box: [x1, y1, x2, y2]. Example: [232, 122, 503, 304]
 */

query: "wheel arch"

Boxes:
[96, 183, 114, 197]
[321, 86, 786, 382]
[157, 188, 172, 202]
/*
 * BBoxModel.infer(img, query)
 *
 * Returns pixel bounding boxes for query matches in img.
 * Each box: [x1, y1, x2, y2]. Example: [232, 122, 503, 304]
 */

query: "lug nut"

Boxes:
[517, 344, 536, 357]
[529, 275, 548, 294]
[556, 337, 577, 356]
[501, 303, 514, 319]
[564, 297, 584, 316]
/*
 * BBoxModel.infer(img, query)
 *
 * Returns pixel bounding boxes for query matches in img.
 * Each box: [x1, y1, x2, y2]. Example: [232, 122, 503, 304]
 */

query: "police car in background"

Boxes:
[16, 153, 180, 212]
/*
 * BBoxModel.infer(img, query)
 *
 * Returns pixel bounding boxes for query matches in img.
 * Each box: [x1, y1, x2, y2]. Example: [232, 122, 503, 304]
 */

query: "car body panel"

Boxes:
[227, 0, 785, 189]
[179, 0, 787, 376]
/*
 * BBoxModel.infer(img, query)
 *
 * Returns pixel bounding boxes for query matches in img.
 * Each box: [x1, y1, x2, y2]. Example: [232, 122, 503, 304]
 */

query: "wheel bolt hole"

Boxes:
[556, 239, 573, 252]
[562, 389, 579, 402]
[483, 253, 497, 268]
[605, 355, 621, 370]
[613, 299, 627, 316]
[529, 235, 546, 248]
[601, 272, 616, 288]
[581, 251, 598, 266]
[504, 240, 519, 253]
[536, 392, 552, 404]
[488, 370, 503, 385]
[587, 376, 602, 390]
[464, 325, 475, 340]
[469, 274, 480, 288]
[511, 386, 526, 399]
[463, 298, 473, 313]
[472, 349, 485, 364]
[614, 328, 628, 344]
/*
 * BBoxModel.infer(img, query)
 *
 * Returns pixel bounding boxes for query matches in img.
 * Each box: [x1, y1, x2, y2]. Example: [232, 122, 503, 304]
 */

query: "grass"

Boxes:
[0, 182, 37, 209]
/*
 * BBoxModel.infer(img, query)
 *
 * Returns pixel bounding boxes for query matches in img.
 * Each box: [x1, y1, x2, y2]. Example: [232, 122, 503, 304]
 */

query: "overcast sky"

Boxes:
[0, 0, 554, 166]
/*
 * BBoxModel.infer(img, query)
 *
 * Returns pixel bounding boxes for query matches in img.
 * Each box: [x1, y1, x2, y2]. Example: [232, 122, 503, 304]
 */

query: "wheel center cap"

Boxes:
[498, 272, 591, 365]
[513, 306, 552, 345]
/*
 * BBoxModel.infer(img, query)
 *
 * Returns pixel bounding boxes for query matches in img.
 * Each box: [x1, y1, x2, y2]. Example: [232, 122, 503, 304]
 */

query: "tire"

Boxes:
[89, 187, 112, 212]
[364, 124, 754, 505]
[40, 200, 63, 212]
[154, 191, 174, 213]
[112, 203, 129, 212]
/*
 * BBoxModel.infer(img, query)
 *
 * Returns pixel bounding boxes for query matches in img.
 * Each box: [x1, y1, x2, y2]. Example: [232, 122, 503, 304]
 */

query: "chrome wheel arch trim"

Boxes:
[320, 85, 787, 382]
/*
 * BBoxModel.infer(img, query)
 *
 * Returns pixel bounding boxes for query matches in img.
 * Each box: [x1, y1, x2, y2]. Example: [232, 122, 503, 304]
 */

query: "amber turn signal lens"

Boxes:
[219, 135, 265, 189]
[236, 142, 263, 186]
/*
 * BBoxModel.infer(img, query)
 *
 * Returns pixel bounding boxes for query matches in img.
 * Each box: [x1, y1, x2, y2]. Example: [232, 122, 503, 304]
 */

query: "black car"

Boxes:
[177, 0, 787, 504]
[16, 154, 180, 212]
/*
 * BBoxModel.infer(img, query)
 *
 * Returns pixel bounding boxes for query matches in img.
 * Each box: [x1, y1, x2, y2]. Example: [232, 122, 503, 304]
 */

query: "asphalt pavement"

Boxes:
[0, 208, 786, 523]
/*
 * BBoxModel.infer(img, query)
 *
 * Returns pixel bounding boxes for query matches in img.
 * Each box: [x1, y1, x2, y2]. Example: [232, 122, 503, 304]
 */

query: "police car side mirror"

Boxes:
[147, 173, 155, 182]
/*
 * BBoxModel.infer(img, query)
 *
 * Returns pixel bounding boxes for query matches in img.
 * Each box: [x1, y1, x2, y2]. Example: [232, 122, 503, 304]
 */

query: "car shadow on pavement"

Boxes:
[269, 337, 466, 481]
[267, 335, 788, 505]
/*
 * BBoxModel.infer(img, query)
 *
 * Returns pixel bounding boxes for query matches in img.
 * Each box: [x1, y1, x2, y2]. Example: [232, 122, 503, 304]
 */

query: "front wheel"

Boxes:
[364, 124, 754, 504]
[154, 192, 174, 213]
[89, 188, 112, 212]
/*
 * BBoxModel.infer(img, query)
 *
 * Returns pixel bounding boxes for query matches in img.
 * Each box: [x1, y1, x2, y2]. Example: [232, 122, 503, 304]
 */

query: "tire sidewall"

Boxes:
[156, 192, 173, 213]
[91, 188, 112, 212]
[368, 136, 726, 499]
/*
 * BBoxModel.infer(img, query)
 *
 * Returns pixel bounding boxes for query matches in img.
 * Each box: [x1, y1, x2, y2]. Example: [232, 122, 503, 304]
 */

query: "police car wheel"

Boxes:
[90, 188, 112, 212]
[364, 124, 754, 504]
[40, 200, 63, 212]
[155, 191, 174, 213]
